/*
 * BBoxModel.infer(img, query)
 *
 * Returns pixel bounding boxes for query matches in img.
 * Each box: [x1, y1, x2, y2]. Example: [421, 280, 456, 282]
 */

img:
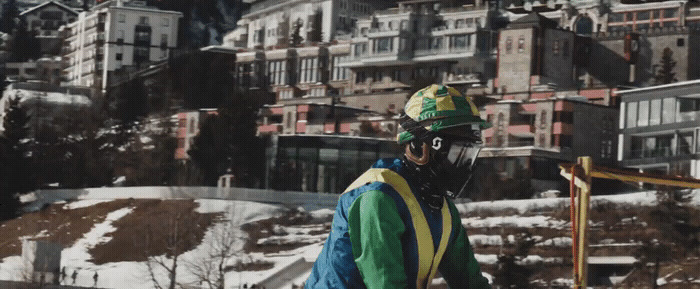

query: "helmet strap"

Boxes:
[405, 142, 430, 165]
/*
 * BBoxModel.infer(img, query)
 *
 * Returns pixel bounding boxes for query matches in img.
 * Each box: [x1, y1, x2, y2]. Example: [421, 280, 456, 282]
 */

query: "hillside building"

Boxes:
[61, 0, 181, 90]
[617, 80, 700, 179]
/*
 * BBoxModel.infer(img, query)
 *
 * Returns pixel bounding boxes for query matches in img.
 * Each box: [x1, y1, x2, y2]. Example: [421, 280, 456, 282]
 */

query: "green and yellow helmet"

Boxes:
[397, 84, 491, 144]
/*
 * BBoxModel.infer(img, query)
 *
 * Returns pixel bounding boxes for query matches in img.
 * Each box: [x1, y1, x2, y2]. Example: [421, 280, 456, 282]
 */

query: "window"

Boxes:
[139, 16, 149, 25]
[626, 101, 637, 128]
[393, 70, 401, 82]
[116, 53, 122, 61]
[134, 46, 150, 62]
[453, 34, 467, 49]
[400, 20, 409, 31]
[373, 71, 383, 82]
[356, 71, 366, 84]
[563, 40, 569, 57]
[118, 14, 125, 23]
[662, 97, 675, 124]
[354, 43, 367, 56]
[649, 99, 661, 125]
[676, 97, 700, 122]
[664, 8, 677, 18]
[653, 10, 660, 19]
[189, 119, 196, 133]
[677, 38, 685, 47]
[161, 34, 168, 47]
[552, 40, 560, 55]
[267, 60, 287, 85]
[455, 19, 465, 28]
[518, 36, 525, 53]
[505, 36, 513, 54]
[298, 57, 318, 84]
[637, 11, 650, 21]
[162, 18, 169, 26]
[376, 37, 392, 53]
[117, 30, 124, 44]
[637, 100, 649, 126]
[430, 67, 438, 77]
[331, 55, 348, 81]
[608, 13, 624, 23]
[430, 37, 442, 50]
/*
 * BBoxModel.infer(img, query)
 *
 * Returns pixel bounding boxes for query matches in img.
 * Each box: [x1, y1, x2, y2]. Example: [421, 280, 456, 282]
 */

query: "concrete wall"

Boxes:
[28, 186, 341, 212]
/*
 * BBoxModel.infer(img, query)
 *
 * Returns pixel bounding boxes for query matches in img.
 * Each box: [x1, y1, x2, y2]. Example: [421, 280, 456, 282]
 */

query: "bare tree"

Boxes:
[144, 212, 188, 289]
[186, 219, 239, 289]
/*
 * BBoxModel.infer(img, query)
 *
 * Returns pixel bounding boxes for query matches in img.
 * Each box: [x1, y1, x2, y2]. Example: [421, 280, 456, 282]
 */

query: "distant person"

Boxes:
[60, 266, 66, 283]
[93, 271, 99, 286]
[71, 269, 78, 284]
[305, 85, 491, 288]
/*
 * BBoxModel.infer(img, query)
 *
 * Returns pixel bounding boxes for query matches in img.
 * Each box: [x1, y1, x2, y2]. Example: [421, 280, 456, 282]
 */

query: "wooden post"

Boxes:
[576, 156, 592, 288]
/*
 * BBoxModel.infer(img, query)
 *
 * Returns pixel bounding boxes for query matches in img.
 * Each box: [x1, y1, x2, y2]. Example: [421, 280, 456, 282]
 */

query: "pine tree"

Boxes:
[188, 88, 267, 186]
[655, 47, 677, 85]
[0, 0, 19, 34]
[308, 10, 323, 43]
[0, 96, 31, 220]
[290, 18, 304, 47]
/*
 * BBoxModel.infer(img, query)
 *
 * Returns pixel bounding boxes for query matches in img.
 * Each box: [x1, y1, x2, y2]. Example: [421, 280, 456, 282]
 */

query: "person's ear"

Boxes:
[405, 142, 430, 165]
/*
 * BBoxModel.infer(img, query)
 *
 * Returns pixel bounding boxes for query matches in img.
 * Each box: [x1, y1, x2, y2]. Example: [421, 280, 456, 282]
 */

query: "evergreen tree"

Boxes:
[655, 47, 677, 85]
[188, 89, 267, 186]
[10, 20, 42, 61]
[290, 18, 304, 47]
[308, 10, 323, 43]
[0, 0, 19, 34]
[0, 96, 31, 220]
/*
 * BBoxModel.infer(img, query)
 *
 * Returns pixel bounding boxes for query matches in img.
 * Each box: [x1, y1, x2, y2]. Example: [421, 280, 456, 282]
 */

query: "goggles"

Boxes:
[446, 140, 483, 171]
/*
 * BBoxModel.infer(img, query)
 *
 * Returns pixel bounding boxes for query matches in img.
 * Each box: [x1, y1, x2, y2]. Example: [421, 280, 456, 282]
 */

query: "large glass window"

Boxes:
[649, 99, 661, 125]
[665, 8, 677, 18]
[637, 100, 649, 126]
[626, 101, 637, 128]
[678, 132, 693, 155]
[662, 97, 675, 124]
[676, 97, 700, 122]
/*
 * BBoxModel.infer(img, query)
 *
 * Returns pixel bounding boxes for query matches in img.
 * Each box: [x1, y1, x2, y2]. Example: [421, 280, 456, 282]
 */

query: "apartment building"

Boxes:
[20, 1, 78, 37]
[174, 109, 218, 160]
[61, 0, 181, 90]
[617, 80, 700, 178]
[472, 96, 618, 199]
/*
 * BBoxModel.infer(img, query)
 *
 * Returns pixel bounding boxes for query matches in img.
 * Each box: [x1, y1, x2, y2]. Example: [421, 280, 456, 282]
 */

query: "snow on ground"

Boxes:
[690, 189, 700, 206]
[469, 234, 504, 246]
[63, 200, 112, 210]
[457, 191, 659, 214]
[463, 215, 568, 229]
[309, 208, 334, 220]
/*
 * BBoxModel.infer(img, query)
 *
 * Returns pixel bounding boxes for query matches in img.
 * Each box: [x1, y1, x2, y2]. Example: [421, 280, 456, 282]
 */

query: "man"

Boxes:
[305, 85, 491, 288]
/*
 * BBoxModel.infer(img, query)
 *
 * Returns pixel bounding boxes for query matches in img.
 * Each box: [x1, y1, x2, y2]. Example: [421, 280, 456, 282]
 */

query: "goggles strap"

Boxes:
[400, 114, 433, 143]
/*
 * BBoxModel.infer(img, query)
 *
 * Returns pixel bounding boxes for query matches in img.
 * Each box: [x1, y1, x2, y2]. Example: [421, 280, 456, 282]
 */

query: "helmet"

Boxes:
[397, 84, 491, 145]
[398, 84, 490, 202]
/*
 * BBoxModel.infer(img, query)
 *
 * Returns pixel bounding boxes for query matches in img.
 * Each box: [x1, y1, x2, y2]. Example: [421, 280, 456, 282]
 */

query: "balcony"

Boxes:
[413, 46, 475, 61]
[258, 123, 283, 133]
[444, 72, 482, 85]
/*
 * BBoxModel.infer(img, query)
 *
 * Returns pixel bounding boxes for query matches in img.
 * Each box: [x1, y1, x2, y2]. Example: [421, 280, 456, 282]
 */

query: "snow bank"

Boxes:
[457, 191, 659, 215]
[463, 215, 568, 229]
[309, 208, 334, 221]
[469, 235, 503, 246]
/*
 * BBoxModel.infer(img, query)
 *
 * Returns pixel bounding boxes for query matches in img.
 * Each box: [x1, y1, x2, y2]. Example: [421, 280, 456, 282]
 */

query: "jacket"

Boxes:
[305, 158, 490, 289]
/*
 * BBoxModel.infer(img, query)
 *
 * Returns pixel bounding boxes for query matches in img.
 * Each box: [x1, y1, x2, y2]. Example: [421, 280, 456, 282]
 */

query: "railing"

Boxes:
[483, 140, 536, 148]
[627, 145, 695, 159]
[413, 46, 474, 57]
[676, 111, 700, 123]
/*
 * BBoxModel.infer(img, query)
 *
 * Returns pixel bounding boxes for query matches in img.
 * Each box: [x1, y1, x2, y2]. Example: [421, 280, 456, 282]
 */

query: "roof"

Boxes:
[508, 12, 559, 29]
[20, 1, 78, 16]
[615, 79, 700, 95]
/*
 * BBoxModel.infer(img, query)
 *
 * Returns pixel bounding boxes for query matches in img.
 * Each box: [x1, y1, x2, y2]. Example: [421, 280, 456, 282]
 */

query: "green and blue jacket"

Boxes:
[305, 158, 490, 289]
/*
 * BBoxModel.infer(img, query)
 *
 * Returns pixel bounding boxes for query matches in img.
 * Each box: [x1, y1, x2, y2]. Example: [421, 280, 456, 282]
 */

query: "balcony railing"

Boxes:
[413, 46, 474, 57]
[483, 140, 536, 148]
[627, 145, 694, 160]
